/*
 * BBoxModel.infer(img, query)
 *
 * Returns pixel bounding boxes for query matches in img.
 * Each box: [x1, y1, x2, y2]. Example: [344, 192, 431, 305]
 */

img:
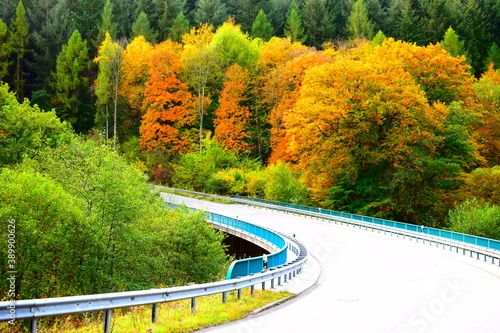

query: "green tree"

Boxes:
[484, 42, 500, 70]
[194, 0, 228, 27]
[284, 4, 306, 43]
[440, 27, 468, 59]
[252, 9, 274, 41]
[389, 0, 425, 45]
[0, 168, 90, 299]
[347, 0, 375, 40]
[269, 0, 292, 36]
[157, 0, 186, 40]
[131, 11, 157, 44]
[169, 11, 190, 43]
[30, 136, 229, 291]
[0, 18, 11, 79]
[0, 83, 72, 166]
[302, 0, 334, 47]
[448, 198, 500, 240]
[460, 0, 490, 75]
[30, 0, 75, 93]
[8, 0, 30, 102]
[51, 29, 90, 131]
[95, 0, 118, 48]
[264, 162, 309, 204]
[210, 20, 260, 71]
[371, 30, 386, 46]
[420, 0, 462, 44]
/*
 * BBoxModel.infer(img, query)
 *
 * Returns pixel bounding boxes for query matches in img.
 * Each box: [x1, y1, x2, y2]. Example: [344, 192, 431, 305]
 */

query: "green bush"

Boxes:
[1, 136, 229, 299]
[448, 198, 500, 240]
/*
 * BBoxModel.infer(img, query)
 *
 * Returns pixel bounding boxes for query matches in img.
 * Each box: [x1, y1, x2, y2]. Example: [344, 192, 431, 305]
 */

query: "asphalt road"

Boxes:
[162, 193, 500, 333]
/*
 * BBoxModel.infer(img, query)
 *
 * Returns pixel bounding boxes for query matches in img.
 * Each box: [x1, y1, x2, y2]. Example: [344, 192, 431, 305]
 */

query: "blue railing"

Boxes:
[232, 195, 500, 251]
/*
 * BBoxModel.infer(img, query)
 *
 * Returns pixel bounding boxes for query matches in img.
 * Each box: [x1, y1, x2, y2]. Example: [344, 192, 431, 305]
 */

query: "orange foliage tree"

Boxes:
[284, 41, 476, 224]
[139, 49, 195, 154]
[214, 64, 252, 154]
[268, 51, 330, 163]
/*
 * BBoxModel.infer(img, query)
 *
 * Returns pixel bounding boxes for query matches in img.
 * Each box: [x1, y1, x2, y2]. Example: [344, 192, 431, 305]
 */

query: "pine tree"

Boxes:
[51, 29, 89, 130]
[302, 0, 334, 47]
[30, 0, 75, 91]
[441, 27, 467, 59]
[484, 42, 500, 70]
[347, 0, 375, 40]
[460, 0, 491, 75]
[169, 12, 190, 43]
[157, 0, 186, 40]
[269, 0, 292, 36]
[95, 0, 118, 48]
[131, 11, 157, 44]
[252, 9, 274, 41]
[389, 0, 424, 45]
[0, 18, 12, 79]
[284, 4, 306, 43]
[194, 0, 228, 28]
[371, 30, 386, 46]
[8, 0, 30, 101]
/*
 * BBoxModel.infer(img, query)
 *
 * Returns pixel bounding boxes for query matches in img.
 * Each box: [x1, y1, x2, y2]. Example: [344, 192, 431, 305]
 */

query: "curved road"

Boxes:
[162, 193, 500, 333]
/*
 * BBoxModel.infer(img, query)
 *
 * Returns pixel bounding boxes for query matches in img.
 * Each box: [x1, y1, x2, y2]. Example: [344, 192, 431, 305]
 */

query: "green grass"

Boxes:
[158, 188, 235, 204]
[5, 289, 291, 332]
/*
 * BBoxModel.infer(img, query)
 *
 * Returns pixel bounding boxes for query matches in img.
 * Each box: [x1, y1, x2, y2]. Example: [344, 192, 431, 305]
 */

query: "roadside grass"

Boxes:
[156, 188, 235, 205]
[6, 289, 291, 333]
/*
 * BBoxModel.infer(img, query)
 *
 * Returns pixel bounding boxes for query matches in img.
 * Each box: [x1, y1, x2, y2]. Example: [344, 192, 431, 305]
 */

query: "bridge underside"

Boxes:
[211, 223, 270, 259]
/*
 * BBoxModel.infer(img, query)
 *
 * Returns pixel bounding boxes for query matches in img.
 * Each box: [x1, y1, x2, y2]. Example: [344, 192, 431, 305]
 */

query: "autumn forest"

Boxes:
[1, 0, 500, 241]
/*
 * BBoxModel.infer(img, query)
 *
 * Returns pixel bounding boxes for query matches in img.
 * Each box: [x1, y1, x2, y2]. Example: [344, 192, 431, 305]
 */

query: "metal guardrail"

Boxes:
[231, 195, 500, 251]
[229, 195, 500, 266]
[0, 203, 307, 333]
[153, 186, 500, 264]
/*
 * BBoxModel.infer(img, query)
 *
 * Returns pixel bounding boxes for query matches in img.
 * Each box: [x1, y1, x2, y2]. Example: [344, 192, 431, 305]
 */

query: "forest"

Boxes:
[1, 0, 500, 300]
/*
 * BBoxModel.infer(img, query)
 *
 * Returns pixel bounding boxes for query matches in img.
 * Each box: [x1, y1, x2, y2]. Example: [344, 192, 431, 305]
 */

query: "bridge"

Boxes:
[1, 187, 500, 332]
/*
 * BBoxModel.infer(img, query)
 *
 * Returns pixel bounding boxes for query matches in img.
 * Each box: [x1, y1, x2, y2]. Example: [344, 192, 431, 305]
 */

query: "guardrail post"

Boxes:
[30, 318, 37, 333]
[152, 304, 158, 323]
[222, 291, 227, 304]
[104, 309, 112, 333]
[251, 285, 255, 296]
[237, 289, 242, 300]
[191, 297, 196, 314]
[262, 281, 266, 290]
[271, 278, 274, 289]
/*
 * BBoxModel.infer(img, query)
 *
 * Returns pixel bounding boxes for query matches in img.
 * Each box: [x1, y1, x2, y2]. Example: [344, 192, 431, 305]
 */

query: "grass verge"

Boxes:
[4, 289, 291, 332]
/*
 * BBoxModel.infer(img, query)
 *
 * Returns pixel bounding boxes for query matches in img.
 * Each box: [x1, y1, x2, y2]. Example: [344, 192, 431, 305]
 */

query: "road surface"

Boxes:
[162, 193, 500, 333]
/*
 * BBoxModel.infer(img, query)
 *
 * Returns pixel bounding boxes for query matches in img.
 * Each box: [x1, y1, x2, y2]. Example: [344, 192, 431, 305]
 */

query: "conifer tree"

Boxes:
[95, 0, 118, 48]
[194, 0, 228, 28]
[371, 30, 386, 46]
[441, 27, 468, 59]
[484, 42, 500, 70]
[302, 0, 334, 47]
[8, 0, 29, 101]
[131, 11, 157, 44]
[169, 12, 190, 43]
[347, 0, 375, 40]
[284, 4, 306, 43]
[0, 18, 11, 79]
[252, 9, 274, 41]
[51, 29, 89, 130]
